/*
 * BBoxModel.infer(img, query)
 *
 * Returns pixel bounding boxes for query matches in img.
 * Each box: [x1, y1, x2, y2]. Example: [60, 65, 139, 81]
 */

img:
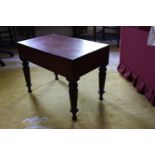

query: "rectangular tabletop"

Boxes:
[17, 34, 109, 78]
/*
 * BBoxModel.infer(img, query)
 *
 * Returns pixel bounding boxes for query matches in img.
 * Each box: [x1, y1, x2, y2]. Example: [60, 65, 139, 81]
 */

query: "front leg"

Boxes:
[54, 72, 59, 80]
[98, 65, 107, 100]
[21, 59, 32, 93]
[67, 78, 79, 121]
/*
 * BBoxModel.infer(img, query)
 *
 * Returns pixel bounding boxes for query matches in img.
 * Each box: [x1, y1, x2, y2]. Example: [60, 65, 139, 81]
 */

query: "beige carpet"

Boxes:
[1, 66, 155, 129]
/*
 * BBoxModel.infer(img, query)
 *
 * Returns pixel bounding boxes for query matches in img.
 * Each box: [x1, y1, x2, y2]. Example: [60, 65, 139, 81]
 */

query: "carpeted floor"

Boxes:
[1, 64, 155, 129]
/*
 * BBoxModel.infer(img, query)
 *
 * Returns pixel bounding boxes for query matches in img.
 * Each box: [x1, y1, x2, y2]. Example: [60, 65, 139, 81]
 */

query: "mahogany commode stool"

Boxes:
[17, 34, 109, 121]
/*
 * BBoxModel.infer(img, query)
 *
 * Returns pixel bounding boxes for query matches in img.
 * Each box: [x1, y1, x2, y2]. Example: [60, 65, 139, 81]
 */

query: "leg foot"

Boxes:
[98, 66, 107, 100]
[70, 109, 78, 121]
[72, 115, 77, 121]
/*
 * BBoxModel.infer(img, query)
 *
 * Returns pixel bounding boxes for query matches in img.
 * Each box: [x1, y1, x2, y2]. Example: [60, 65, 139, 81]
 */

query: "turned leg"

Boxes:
[21, 59, 32, 93]
[68, 79, 79, 121]
[54, 72, 59, 80]
[98, 65, 107, 100]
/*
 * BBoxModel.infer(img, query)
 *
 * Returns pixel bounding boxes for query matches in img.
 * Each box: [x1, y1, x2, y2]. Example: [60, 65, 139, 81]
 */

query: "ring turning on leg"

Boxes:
[68, 79, 79, 121]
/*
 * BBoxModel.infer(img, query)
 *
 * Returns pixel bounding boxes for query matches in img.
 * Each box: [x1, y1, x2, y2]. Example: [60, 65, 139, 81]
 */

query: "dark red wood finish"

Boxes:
[18, 34, 109, 121]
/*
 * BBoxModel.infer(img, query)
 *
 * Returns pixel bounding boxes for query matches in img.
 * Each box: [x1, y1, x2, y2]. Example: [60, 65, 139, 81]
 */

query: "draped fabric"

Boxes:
[118, 63, 155, 105]
[118, 27, 155, 105]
